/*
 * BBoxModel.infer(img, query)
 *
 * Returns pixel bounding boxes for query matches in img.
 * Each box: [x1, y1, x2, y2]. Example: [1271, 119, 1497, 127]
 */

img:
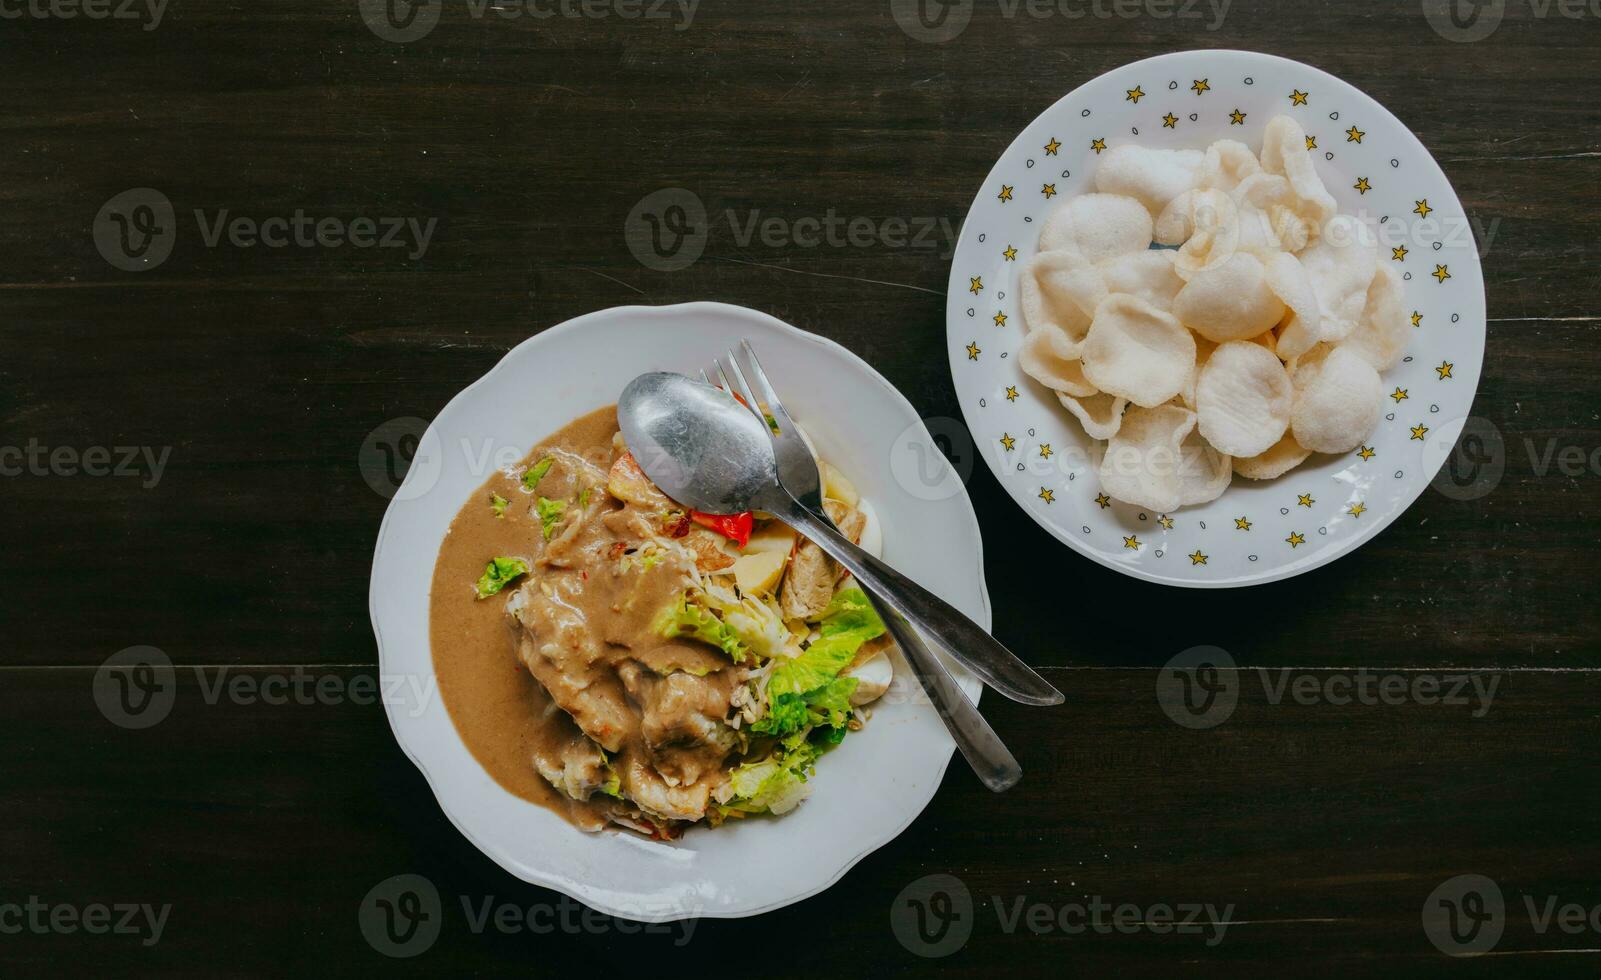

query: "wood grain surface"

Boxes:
[2, 0, 1599, 974]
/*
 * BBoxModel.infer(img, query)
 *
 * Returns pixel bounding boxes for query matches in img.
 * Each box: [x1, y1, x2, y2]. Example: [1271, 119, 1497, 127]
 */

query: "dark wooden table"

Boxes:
[4, 1, 1599, 975]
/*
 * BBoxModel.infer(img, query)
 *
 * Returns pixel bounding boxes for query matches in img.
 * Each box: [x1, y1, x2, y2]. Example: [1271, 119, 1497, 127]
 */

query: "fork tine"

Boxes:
[738, 339, 790, 428]
[699, 368, 713, 386]
[722, 351, 765, 424]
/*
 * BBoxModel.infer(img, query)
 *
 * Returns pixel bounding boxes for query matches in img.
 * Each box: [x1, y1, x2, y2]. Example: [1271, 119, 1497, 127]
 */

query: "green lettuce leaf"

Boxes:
[522, 456, 554, 491]
[490, 493, 509, 518]
[751, 588, 884, 737]
[721, 742, 819, 816]
[474, 556, 528, 599]
[657, 593, 748, 663]
[536, 496, 567, 540]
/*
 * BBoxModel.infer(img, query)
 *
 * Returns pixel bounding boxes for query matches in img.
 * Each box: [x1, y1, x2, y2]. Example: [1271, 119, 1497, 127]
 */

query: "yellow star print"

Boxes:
[1345, 125, 1364, 143]
[1041, 183, 1057, 199]
[1004, 385, 1019, 402]
[1123, 535, 1141, 550]
[1290, 89, 1309, 106]
[1188, 550, 1208, 566]
[1090, 138, 1107, 154]
[965, 342, 981, 361]
[998, 185, 1013, 202]
[1038, 443, 1053, 459]
[1000, 433, 1016, 451]
[1358, 445, 1376, 461]
[1126, 86, 1145, 103]
[1305, 135, 1317, 150]
[1433, 264, 1451, 283]
[1297, 493, 1314, 508]
[1411, 423, 1429, 440]
[1413, 199, 1432, 219]
[1162, 113, 1178, 129]
[969, 276, 983, 294]
[1229, 108, 1247, 125]
[1002, 245, 1018, 261]
[1044, 137, 1062, 156]
[1039, 487, 1054, 503]
[1234, 517, 1252, 530]
[1391, 387, 1409, 403]
[1392, 245, 1408, 261]
[1436, 361, 1454, 380]
[1347, 502, 1367, 518]
[1354, 176, 1371, 194]
[1094, 493, 1111, 509]
[1411, 311, 1424, 327]
[1191, 78, 1210, 94]
[993, 311, 1008, 327]
[1157, 515, 1174, 530]
[1286, 531, 1306, 548]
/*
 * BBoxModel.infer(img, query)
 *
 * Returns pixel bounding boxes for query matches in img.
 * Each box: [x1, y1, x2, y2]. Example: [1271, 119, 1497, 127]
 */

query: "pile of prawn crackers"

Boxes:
[1019, 114, 1408, 512]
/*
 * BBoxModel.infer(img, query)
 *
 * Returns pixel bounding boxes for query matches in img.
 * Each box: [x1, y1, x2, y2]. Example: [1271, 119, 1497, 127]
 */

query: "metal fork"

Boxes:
[710, 341, 1024, 792]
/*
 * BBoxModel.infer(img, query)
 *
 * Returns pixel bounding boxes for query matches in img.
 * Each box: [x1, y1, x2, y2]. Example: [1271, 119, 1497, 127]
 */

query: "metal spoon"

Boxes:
[618, 371, 1064, 709]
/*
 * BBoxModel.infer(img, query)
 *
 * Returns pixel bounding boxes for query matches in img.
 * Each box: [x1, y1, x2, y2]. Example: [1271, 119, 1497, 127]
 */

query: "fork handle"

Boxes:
[871, 590, 1022, 791]
[756, 486, 1064, 708]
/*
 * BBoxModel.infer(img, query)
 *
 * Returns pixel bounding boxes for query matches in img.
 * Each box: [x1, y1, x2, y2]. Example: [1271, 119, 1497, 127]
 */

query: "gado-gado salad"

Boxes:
[429, 406, 893, 840]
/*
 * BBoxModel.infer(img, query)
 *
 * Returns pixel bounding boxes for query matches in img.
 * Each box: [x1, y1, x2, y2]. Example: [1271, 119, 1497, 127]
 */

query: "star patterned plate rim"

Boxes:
[943, 49, 1487, 588]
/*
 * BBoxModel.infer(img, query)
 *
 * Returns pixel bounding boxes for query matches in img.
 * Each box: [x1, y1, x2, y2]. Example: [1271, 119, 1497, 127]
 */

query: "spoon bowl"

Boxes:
[617, 371, 778, 515]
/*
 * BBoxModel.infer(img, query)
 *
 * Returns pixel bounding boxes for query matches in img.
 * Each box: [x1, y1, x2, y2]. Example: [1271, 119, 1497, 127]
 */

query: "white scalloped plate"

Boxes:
[370, 302, 985, 921]
[945, 50, 1485, 588]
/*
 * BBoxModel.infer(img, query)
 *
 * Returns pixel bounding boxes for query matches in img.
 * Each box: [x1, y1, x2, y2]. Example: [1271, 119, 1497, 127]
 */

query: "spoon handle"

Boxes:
[760, 489, 1064, 707]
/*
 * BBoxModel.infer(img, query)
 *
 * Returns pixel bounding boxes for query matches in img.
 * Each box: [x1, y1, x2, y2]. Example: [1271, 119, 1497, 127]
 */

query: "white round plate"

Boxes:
[945, 50, 1485, 588]
[370, 302, 985, 921]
